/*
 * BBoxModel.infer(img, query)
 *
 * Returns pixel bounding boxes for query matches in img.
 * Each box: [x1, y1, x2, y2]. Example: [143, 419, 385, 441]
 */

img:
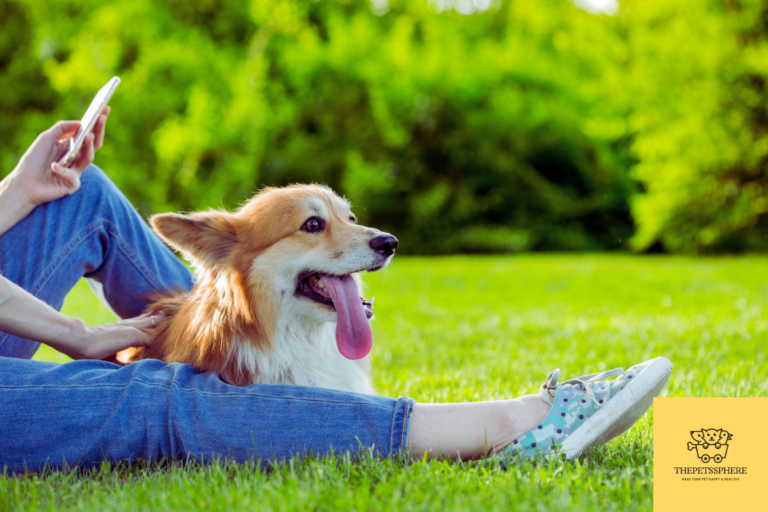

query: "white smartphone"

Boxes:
[57, 76, 120, 167]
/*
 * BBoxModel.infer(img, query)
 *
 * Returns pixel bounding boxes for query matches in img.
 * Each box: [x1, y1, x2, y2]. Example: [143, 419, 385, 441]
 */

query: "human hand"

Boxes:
[0, 273, 154, 363]
[61, 312, 155, 361]
[11, 107, 110, 211]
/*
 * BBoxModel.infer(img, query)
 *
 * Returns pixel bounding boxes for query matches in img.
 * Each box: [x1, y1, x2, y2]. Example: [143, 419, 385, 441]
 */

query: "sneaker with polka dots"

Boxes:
[498, 356, 673, 462]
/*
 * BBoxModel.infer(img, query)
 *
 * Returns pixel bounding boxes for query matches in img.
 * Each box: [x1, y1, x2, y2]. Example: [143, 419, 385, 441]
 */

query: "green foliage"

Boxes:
[0, 0, 634, 253]
[25, 255, 768, 510]
[258, 1, 635, 252]
[626, 0, 768, 252]
[5, 0, 768, 252]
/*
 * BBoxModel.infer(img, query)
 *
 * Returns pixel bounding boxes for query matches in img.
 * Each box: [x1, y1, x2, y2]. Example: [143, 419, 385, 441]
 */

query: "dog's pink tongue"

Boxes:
[323, 274, 373, 360]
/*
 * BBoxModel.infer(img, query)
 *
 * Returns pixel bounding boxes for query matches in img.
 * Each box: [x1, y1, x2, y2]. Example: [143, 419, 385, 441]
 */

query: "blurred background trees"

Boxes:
[1, 0, 767, 253]
[625, 0, 768, 252]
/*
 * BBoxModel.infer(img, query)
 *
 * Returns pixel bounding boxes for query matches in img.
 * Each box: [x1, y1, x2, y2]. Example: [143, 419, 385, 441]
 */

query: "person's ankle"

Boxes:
[516, 394, 552, 432]
[493, 395, 551, 453]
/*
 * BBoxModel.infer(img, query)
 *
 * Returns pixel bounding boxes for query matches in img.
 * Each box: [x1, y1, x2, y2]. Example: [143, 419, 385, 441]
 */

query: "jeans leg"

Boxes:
[0, 165, 194, 359]
[0, 357, 416, 473]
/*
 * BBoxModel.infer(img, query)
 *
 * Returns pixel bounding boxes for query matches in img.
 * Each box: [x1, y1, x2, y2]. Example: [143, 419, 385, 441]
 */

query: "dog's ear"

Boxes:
[151, 210, 238, 266]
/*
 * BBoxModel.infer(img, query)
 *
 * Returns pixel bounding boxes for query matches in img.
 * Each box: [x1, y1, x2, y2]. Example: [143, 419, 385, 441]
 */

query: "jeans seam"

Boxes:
[400, 402, 407, 451]
[0, 380, 397, 409]
[31, 218, 170, 303]
[102, 220, 166, 294]
[388, 396, 414, 455]
[399, 398, 414, 454]
[29, 223, 103, 297]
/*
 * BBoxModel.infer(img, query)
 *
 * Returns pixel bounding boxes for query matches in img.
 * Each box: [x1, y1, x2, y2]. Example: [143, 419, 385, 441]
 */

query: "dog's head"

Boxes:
[150, 184, 397, 360]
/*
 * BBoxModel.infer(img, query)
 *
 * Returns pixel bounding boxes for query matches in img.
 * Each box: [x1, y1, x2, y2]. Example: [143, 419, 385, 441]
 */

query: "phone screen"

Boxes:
[58, 77, 120, 167]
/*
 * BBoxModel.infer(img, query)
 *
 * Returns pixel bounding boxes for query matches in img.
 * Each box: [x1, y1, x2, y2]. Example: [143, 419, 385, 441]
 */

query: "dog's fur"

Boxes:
[123, 185, 395, 395]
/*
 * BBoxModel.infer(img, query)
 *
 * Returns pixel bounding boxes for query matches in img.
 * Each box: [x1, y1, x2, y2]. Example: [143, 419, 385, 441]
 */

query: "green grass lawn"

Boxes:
[4, 255, 768, 511]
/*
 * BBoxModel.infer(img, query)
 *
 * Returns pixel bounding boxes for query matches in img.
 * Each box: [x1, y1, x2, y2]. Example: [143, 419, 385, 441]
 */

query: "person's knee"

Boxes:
[78, 164, 119, 198]
[75, 164, 136, 219]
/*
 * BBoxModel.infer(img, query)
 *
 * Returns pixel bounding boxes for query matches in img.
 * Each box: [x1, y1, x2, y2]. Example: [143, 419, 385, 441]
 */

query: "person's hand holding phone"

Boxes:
[0, 107, 109, 237]
[0, 76, 118, 237]
[17, 106, 110, 208]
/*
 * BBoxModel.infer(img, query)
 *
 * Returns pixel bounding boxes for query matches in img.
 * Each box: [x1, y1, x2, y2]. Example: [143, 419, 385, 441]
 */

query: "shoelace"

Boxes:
[539, 367, 624, 406]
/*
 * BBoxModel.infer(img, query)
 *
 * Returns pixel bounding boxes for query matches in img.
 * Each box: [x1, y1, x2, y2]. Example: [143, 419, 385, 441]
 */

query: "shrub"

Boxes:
[1, 0, 634, 253]
[626, 0, 768, 252]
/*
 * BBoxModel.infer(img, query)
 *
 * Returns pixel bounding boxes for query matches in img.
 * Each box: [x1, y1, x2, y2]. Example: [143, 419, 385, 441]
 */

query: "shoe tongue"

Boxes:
[322, 274, 373, 360]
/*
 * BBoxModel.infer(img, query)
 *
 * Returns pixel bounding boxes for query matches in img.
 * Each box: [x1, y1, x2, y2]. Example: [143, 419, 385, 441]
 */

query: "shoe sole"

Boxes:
[559, 356, 673, 460]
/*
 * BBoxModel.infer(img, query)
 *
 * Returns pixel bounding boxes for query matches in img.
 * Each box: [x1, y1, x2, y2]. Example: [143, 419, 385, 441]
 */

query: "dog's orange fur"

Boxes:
[124, 184, 369, 386]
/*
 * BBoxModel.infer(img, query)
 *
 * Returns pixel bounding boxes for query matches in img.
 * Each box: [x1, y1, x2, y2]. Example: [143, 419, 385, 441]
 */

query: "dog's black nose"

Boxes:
[369, 235, 398, 257]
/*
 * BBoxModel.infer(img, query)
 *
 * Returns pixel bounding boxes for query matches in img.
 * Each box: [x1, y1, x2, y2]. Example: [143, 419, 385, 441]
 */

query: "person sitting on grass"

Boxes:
[0, 110, 673, 473]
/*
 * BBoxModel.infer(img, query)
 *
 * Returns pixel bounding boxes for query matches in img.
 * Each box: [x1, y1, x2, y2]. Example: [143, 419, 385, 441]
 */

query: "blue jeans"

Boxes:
[0, 165, 414, 473]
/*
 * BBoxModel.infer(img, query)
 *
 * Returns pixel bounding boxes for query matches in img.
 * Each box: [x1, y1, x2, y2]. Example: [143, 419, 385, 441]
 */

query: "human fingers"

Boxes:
[71, 133, 96, 174]
[45, 120, 81, 142]
[93, 115, 106, 150]
[122, 327, 152, 348]
[85, 327, 150, 360]
[123, 312, 163, 331]
[51, 161, 82, 191]
[92, 107, 110, 151]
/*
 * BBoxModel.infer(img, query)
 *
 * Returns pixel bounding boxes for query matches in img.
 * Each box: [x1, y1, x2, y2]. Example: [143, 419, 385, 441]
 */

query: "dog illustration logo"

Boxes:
[687, 429, 732, 463]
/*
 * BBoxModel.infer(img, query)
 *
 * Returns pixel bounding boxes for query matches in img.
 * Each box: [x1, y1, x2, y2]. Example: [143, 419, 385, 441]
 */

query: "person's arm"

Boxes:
[0, 107, 157, 360]
[0, 178, 34, 237]
[0, 273, 154, 360]
[0, 109, 109, 236]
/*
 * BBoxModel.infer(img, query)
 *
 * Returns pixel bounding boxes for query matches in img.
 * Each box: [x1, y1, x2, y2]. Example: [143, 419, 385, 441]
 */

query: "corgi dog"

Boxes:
[124, 184, 397, 395]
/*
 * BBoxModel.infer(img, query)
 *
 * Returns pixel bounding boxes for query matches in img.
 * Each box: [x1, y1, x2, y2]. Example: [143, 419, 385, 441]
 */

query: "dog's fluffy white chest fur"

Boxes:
[229, 321, 374, 395]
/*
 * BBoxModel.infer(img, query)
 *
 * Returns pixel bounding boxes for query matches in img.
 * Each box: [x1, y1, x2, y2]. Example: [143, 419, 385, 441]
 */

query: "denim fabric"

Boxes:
[0, 165, 194, 359]
[0, 165, 415, 472]
[0, 357, 415, 472]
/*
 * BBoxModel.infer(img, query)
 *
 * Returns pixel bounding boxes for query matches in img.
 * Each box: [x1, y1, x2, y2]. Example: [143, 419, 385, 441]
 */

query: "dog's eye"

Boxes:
[349, 215, 357, 223]
[301, 217, 325, 233]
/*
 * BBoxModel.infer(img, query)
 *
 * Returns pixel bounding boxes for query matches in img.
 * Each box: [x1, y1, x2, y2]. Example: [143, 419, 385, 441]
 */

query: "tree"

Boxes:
[627, 0, 768, 252]
[1, 0, 634, 253]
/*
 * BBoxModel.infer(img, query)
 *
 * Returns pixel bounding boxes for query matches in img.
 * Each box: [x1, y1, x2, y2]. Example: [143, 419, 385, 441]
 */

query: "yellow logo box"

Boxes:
[654, 398, 768, 511]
